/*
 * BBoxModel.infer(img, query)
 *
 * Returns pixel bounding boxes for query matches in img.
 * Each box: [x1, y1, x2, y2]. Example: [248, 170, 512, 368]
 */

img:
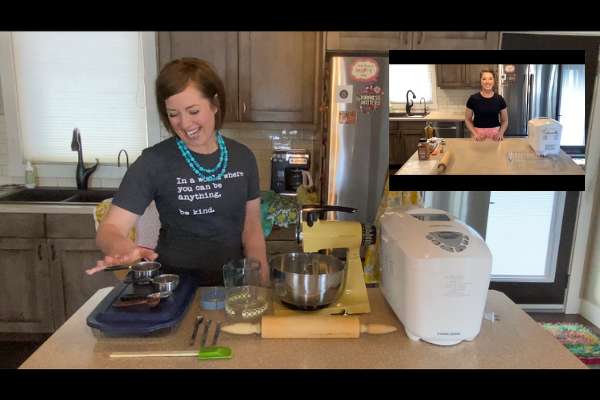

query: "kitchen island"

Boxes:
[396, 138, 585, 175]
[19, 287, 587, 369]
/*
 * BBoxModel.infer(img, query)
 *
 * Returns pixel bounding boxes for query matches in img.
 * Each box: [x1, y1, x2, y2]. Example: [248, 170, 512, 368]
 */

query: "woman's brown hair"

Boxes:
[155, 58, 226, 137]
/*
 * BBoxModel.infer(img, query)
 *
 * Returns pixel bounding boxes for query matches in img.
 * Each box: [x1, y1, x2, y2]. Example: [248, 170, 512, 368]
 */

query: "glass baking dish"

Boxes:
[506, 152, 560, 171]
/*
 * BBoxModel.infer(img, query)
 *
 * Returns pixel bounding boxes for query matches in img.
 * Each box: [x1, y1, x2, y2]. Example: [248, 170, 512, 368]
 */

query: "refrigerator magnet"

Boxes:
[335, 85, 353, 103]
[350, 58, 379, 82]
[504, 64, 515, 73]
[357, 85, 384, 114]
[339, 110, 357, 124]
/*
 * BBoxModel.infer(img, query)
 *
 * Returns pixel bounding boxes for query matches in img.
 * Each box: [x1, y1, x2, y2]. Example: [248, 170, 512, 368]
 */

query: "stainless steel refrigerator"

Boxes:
[322, 56, 389, 224]
[499, 64, 559, 137]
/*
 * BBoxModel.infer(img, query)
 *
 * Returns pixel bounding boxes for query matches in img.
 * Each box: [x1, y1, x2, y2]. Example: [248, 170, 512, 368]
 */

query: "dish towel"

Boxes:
[260, 190, 301, 237]
[362, 183, 423, 284]
[93, 199, 160, 250]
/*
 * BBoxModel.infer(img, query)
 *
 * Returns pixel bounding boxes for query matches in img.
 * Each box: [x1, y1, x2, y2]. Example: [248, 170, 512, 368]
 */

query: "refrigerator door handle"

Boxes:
[522, 74, 527, 128]
[528, 73, 534, 122]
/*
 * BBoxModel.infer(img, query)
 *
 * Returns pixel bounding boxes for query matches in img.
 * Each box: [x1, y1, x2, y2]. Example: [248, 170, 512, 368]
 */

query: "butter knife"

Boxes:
[189, 316, 204, 347]
[212, 321, 222, 346]
[200, 319, 212, 348]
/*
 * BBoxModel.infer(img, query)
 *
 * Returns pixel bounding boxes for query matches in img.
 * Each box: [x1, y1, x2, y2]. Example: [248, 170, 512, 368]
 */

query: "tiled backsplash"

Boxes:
[0, 115, 316, 191]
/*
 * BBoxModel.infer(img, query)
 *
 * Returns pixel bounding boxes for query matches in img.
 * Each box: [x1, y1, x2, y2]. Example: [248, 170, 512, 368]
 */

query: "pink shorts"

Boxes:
[472, 127, 500, 139]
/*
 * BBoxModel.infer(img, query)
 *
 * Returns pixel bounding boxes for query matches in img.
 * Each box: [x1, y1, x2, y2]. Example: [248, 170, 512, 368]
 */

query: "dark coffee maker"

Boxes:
[270, 149, 310, 195]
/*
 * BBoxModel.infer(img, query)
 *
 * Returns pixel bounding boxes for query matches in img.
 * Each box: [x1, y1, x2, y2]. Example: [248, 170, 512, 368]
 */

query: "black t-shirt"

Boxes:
[466, 93, 507, 128]
[112, 136, 261, 285]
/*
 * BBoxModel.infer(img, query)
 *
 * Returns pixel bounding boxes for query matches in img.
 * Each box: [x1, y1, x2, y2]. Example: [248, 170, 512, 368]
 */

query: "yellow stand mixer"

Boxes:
[273, 205, 374, 316]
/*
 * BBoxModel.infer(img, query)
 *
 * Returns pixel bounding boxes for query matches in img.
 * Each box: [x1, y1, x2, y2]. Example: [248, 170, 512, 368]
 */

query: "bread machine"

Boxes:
[379, 208, 492, 346]
[528, 117, 563, 155]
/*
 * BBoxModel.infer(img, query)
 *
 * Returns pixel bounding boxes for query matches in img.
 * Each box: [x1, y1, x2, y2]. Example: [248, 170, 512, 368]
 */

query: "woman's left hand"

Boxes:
[492, 132, 504, 141]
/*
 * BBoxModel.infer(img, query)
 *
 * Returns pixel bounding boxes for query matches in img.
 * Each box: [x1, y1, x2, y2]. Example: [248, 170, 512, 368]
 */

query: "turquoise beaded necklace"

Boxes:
[176, 131, 228, 182]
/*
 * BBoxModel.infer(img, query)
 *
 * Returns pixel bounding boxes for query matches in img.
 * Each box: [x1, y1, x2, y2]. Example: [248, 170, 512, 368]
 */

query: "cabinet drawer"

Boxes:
[398, 121, 427, 130]
[0, 213, 45, 238]
[46, 214, 97, 239]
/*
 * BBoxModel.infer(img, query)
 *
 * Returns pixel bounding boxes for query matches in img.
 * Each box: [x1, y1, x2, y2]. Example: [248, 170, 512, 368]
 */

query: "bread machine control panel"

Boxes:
[426, 231, 470, 253]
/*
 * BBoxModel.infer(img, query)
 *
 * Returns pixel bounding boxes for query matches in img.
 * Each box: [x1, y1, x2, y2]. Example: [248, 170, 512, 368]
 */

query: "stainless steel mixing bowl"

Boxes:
[269, 253, 347, 310]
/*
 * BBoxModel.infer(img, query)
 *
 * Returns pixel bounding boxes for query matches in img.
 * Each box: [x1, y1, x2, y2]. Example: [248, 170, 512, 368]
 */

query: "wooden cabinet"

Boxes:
[412, 32, 500, 50]
[46, 214, 120, 326]
[388, 121, 428, 165]
[389, 122, 403, 165]
[158, 31, 322, 127]
[0, 212, 119, 334]
[327, 32, 411, 51]
[327, 31, 500, 51]
[436, 64, 495, 88]
[0, 237, 54, 333]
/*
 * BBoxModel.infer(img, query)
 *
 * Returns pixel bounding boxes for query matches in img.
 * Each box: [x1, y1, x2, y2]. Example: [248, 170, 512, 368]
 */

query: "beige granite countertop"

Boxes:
[396, 138, 585, 175]
[390, 112, 465, 122]
[0, 203, 97, 214]
[19, 287, 587, 369]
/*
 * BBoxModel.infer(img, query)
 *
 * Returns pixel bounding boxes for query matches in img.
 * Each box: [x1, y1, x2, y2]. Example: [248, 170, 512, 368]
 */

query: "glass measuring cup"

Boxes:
[222, 258, 268, 322]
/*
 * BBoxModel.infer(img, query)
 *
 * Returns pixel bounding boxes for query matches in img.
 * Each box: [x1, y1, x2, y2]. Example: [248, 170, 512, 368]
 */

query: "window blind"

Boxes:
[389, 64, 433, 103]
[486, 191, 557, 278]
[11, 32, 148, 163]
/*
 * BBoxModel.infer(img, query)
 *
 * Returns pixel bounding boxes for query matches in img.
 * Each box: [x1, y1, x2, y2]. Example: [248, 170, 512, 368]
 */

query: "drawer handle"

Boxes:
[38, 245, 43, 261]
[51, 244, 56, 261]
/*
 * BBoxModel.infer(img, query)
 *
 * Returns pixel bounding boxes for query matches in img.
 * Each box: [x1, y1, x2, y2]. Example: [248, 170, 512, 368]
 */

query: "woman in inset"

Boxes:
[86, 58, 269, 286]
[465, 68, 508, 142]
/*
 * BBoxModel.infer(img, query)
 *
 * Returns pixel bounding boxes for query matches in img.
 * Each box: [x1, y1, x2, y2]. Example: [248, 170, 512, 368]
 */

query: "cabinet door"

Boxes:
[401, 131, 424, 162]
[238, 32, 318, 123]
[436, 64, 465, 87]
[413, 31, 500, 50]
[326, 31, 411, 51]
[465, 64, 496, 87]
[0, 239, 55, 333]
[389, 132, 404, 165]
[157, 31, 239, 122]
[49, 239, 121, 326]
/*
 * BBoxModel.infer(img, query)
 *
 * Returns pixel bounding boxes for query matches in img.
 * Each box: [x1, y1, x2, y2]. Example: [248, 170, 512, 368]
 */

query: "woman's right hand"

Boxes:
[472, 132, 485, 142]
[85, 239, 158, 275]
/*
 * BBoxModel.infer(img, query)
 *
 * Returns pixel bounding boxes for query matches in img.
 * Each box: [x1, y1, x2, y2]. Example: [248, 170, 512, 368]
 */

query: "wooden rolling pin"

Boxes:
[436, 150, 452, 174]
[221, 315, 397, 339]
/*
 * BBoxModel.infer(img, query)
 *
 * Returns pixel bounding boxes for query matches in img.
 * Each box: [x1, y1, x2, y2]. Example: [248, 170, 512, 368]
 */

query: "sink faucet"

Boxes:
[406, 90, 416, 114]
[419, 97, 428, 113]
[71, 128, 99, 190]
[118, 149, 129, 169]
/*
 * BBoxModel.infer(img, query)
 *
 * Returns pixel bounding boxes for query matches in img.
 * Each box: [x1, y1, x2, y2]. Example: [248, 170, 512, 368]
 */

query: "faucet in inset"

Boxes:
[419, 97, 428, 113]
[71, 128, 99, 190]
[406, 90, 416, 114]
[118, 149, 129, 169]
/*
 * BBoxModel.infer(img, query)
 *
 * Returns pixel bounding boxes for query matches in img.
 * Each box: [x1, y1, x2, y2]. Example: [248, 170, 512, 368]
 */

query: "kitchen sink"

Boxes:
[390, 112, 430, 118]
[0, 187, 117, 205]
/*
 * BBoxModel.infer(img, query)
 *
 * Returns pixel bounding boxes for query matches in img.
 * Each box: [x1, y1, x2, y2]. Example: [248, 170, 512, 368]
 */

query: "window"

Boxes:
[0, 31, 160, 176]
[389, 64, 437, 105]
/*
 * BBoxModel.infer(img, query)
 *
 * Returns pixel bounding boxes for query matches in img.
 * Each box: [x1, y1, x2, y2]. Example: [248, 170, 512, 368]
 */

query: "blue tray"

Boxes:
[86, 274, 198, 335]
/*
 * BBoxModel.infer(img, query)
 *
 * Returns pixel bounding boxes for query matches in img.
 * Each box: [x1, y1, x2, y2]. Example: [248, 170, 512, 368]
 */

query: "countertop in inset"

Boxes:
[396, 138, 585, 175]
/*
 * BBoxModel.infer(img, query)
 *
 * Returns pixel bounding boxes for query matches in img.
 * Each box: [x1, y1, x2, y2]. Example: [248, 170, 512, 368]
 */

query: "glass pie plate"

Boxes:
[506, 152, 561, 171]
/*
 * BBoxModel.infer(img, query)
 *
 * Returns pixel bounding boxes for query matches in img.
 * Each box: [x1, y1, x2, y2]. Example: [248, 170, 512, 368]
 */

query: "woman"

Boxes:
[86, 58, 269, 286]
[465, 68, 509, 142]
